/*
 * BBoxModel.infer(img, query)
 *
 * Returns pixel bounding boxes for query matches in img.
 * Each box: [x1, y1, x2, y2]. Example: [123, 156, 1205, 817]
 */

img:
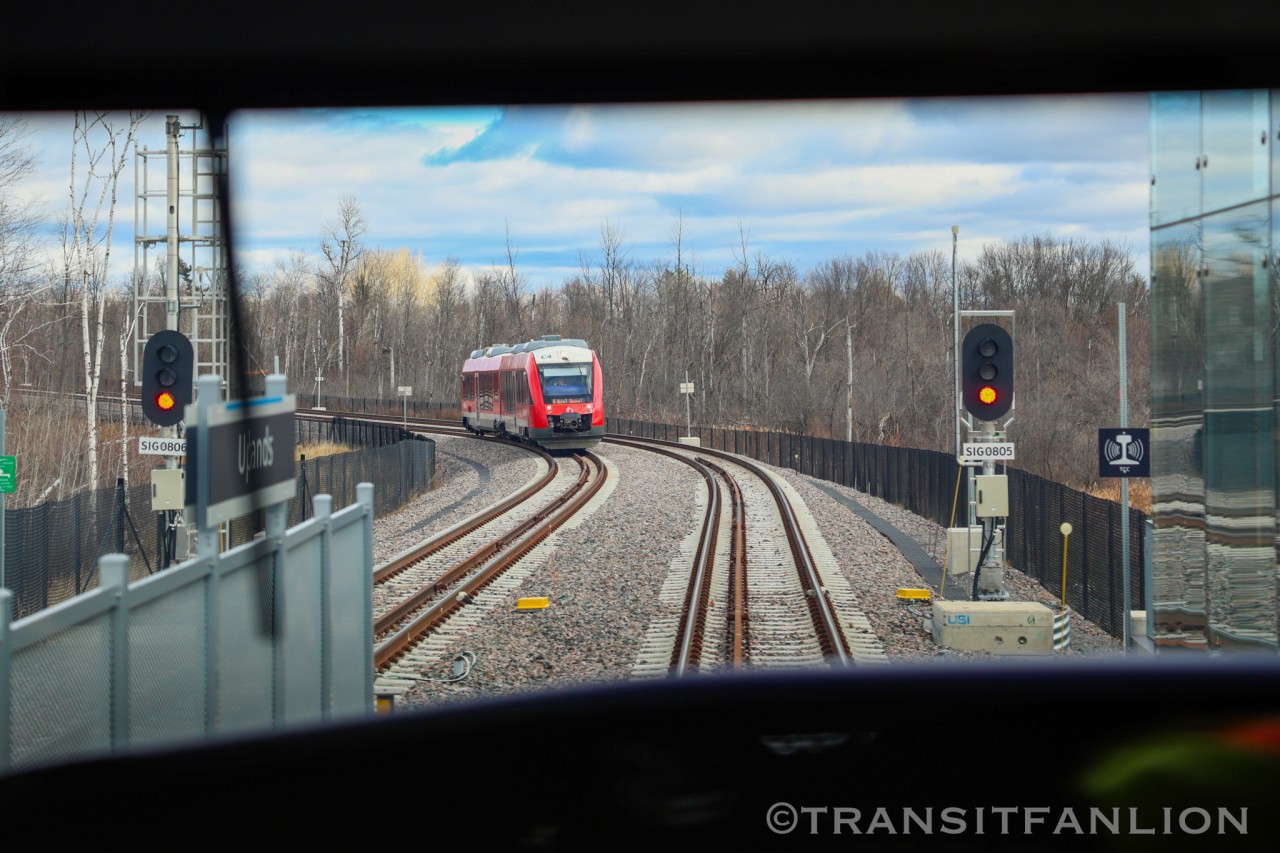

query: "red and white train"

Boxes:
[461, 335, 605, 450]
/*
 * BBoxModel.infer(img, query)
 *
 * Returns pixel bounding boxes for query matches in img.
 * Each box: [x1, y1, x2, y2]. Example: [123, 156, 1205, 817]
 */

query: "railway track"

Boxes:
[607, 437, 741, 677]
[617, 435, 889, 674]
[297, 412, 888, 677]
[372, 449, 610, 679]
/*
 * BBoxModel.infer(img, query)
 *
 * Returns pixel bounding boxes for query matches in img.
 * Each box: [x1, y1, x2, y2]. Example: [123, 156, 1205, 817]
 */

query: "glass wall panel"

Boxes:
[1201, 90, 1270, 215]
[1150, 91, 1200, 227]
[1201, 201, 1276, 647]
[1274, 194, 1280, 639]
[1273, 91, 1280, 201]
[1150, 221, 1206, 645]
[1151, 89, 1278, 651]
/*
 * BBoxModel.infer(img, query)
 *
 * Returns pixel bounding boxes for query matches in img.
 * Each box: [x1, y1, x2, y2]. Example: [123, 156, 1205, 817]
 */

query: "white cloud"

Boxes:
[7, 99, 1149, 290]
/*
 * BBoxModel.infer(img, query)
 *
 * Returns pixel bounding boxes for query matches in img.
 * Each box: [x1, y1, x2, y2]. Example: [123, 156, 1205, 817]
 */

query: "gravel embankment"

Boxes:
[759, 463, 1123, 661]
[370, 437, 540, 566]
[370, 437, 1122, 709]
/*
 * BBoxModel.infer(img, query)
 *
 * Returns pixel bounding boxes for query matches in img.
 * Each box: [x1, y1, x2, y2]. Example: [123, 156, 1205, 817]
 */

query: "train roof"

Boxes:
[470, 336, 592, 361]
[464, 337, 596, 370]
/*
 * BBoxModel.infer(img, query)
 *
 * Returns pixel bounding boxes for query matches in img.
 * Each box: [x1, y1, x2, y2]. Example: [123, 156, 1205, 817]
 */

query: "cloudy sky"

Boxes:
[13, 95, 1150, 288]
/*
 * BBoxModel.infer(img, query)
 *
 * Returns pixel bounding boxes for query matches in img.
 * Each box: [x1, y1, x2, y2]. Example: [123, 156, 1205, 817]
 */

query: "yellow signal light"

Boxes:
[156, 391, 177, 411]
[979, 386, 998, 405]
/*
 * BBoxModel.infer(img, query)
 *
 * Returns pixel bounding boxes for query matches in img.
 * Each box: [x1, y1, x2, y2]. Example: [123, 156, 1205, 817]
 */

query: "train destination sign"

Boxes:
[961, 442, 1015, 463]
[185, 394, 297, 528]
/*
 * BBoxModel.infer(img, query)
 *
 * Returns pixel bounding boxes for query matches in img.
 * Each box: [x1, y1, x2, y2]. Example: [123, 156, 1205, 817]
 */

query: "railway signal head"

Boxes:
[962, 323, 1013, 421]
[141, 330, 194, 427]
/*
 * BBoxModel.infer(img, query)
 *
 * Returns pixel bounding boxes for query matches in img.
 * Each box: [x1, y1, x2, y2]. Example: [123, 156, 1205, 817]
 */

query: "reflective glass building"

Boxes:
[1150, 91, 1279, 651]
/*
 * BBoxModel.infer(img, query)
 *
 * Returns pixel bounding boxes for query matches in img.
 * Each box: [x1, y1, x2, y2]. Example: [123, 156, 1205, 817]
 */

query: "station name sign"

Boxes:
[186, 394, 296, 528]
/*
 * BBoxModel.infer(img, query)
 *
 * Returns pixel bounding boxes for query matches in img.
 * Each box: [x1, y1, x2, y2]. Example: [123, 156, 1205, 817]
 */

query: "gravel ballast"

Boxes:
[370, 436, 1123, 709]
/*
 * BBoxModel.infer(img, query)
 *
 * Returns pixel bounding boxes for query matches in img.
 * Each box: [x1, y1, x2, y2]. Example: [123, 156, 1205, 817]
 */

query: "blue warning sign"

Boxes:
[1098, 428, 1150, 478]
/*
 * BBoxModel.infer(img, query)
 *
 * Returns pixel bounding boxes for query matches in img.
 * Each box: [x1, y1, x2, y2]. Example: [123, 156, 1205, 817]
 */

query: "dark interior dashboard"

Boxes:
[2, 663, 1279, 849]
[4, 2, 1280, 111]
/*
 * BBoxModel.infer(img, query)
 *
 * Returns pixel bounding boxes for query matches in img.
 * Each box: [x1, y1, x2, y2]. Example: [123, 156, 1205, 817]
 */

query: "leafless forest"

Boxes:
[0, 117, 1149, 508]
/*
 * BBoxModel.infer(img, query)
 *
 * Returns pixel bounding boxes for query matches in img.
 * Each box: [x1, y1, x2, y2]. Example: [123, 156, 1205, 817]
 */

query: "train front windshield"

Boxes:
[538, 364, 593, 401]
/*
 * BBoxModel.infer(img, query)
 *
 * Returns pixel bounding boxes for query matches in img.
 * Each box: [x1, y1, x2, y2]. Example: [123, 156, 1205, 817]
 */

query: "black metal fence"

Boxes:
[310, 395, 458, 420]
[2, 416, 434, 620]
[608, 418, 1146, 639]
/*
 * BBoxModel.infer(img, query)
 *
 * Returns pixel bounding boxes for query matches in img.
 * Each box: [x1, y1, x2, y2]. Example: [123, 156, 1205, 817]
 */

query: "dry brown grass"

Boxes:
[296, 442, 352, 460]
[1084, 478, 1152, 514]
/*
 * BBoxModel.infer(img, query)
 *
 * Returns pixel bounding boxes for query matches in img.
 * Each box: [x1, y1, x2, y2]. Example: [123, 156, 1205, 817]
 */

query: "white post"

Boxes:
[1118, 302, 1131, 655]
[685, 370, 692, 438]
[952, 225, 960, 459]
[846, 319, 853, 443]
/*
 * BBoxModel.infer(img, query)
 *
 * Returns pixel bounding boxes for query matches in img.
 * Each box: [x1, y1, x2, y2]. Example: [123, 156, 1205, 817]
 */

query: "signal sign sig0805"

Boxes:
[961, 323, 1013, 421]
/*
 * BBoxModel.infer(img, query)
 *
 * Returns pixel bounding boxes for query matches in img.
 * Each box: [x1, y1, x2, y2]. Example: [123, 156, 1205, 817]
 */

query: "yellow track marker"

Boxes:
[516, 597, 550, 610]
[896, 588, 932, 600]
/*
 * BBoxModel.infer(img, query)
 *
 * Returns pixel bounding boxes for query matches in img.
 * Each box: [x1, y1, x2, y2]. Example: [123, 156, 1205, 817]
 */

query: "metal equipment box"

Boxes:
[151, 468, 186, 511]
[946, 526, 984, 574]
[974, 474, 1009, 517]
[932, 600, 1054, 655]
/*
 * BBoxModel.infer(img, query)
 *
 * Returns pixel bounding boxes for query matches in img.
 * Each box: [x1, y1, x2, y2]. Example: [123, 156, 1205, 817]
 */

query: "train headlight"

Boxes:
[546, 405, 553, 413]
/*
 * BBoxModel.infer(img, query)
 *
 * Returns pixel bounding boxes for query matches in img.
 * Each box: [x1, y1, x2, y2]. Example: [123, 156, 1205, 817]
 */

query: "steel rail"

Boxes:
[700, 458, 748, 670]
[607, 432, 852, 668]
[371, 442, 557, 584]
[374, 451, 608, 671]
[605, 436, 723, 676]
[373, 453, 587, 635]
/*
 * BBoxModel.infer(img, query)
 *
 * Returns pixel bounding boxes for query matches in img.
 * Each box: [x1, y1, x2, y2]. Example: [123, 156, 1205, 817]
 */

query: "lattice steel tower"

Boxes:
[133, 115, 229, 392]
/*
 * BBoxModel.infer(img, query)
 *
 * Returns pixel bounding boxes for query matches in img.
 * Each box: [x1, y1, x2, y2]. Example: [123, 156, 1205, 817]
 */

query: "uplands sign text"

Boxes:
[186, 394, 296, 528]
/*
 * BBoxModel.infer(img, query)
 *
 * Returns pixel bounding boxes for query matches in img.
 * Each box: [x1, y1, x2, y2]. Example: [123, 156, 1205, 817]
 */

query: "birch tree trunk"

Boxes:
[65, 110, 146, 498]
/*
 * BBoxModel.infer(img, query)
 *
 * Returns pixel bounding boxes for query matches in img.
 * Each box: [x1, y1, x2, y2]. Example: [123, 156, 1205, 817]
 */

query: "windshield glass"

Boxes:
[6, 96, 1242, 787]
[538, 364, 593, 400]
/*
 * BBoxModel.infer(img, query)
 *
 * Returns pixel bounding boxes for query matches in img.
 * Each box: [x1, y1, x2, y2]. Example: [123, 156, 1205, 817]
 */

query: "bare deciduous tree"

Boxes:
[320, 195, 367, 396]
[63, 110, 146, 496]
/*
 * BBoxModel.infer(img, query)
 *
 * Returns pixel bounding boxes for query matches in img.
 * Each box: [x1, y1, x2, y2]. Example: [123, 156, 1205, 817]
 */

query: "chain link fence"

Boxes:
[608, 418, 1145, 638]
[2, 416, 434, 620]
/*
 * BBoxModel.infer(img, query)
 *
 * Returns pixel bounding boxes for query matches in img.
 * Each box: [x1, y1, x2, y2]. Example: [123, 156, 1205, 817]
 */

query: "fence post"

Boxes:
[1107, 498, 1116, 635]
[74, 494, 83, 594]
[1080, 492, 1091, 623]
[357, 483, 375, 712]
[101, 553, 130, 752]
[0, 587, 11, 772]
[114, 478, 125, 555]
